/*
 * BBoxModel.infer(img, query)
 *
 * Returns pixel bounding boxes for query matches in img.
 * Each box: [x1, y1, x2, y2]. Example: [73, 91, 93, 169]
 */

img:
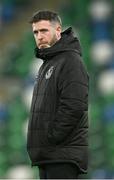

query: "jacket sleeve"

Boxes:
[48, 53, 89, 145]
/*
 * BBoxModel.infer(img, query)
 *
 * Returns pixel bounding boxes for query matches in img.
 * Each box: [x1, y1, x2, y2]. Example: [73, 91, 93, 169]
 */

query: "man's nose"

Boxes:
[37, 32, 43, 40]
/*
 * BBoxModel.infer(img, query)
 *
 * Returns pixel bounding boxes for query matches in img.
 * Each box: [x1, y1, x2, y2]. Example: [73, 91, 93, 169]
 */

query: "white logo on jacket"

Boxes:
[45, 66, 54, 79]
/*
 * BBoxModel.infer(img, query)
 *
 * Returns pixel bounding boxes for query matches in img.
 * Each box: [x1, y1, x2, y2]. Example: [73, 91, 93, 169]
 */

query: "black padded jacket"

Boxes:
[27, 27, 89, 173]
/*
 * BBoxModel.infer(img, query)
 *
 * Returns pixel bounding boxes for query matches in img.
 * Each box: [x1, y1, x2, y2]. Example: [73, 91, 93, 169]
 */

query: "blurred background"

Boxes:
[0, 0, 114, 179]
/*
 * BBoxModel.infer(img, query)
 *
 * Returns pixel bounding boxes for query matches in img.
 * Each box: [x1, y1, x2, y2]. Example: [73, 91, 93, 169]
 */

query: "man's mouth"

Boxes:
[39, 43, 50, 49]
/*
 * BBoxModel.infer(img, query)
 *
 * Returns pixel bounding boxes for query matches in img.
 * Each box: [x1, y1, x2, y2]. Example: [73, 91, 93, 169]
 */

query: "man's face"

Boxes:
[32, 20, 61, 49]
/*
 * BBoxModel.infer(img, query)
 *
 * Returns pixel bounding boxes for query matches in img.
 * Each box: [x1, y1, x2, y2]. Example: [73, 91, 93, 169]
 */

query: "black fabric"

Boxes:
[27, 27, 89, 173]
[38, 163, 80, 179]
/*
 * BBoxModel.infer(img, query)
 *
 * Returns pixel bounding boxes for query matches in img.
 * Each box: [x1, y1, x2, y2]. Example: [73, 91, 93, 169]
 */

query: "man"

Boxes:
[27, 10, 89, 179]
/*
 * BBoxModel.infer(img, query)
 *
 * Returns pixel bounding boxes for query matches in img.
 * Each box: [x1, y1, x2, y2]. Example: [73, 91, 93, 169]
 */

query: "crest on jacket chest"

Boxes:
[45, 66, 54, 79]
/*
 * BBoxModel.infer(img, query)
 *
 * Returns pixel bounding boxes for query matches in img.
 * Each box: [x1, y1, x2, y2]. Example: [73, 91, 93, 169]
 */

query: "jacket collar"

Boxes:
[35, 27, 82, 61]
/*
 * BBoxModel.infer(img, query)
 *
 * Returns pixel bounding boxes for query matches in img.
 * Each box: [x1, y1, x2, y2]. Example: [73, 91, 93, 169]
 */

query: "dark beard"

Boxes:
[49, 34, 58, 47]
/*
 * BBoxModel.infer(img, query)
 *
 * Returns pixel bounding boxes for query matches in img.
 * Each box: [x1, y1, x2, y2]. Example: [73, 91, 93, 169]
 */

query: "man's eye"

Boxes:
[33, 30, 38, 34]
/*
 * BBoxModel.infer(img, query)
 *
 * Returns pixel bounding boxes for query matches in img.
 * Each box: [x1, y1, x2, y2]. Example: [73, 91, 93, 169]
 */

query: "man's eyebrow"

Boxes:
[39, 28, 49, 31]
[33, 28, 48, 33]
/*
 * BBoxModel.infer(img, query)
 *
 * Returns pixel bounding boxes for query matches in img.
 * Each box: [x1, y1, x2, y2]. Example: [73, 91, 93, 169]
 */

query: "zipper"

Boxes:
[32, 60, 47, 114]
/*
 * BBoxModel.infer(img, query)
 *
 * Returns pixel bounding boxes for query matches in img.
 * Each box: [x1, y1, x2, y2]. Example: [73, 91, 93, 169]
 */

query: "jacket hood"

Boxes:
[35, 27, 82, 60]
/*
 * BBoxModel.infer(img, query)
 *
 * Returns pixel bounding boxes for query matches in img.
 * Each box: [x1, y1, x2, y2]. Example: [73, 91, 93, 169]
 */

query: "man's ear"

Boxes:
[56, 25, 62, 39]
[57, 25, 62, 33]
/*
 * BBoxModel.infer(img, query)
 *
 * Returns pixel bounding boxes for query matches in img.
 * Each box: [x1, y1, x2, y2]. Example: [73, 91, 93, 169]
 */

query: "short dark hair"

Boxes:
[29, 10, 62, 26]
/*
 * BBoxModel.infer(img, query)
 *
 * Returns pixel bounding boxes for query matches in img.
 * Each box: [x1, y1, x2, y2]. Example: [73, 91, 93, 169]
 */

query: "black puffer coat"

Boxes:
[27, 27, 89, 173]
